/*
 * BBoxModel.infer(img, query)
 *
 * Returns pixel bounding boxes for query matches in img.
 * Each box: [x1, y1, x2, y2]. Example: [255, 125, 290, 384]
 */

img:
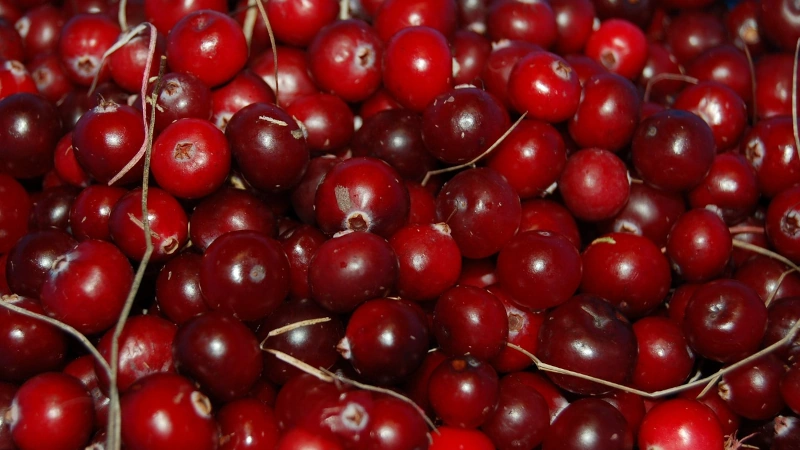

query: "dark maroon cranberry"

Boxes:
[0, 174, 31, 253]
[734, 256, 800, 305]
[765, 186, 800, 263]
[155, 252, 210, 325]
[542, 398, 633, 450]
[718, 354, 786, 421]
[537, 294, 637, 395]
[763, 297, 800, 363]
[279, 225, 327, 301]
[433, 285, 509, 361]
[258, 298, 344, 385]
[29, 185, 78, 231]
[274, 373, 345, 431]
[0, 295, 67, 383]
[568, 72, 640, 152]
[487, 284, 546, 373]
[285, 93, 354, 153]
[518, 199, 581, 249]
[688, 153, 759, 225]
[598, 182, 686, 248]
[428, 356, 500, 428]
[249, 45, 319, 107]
[6, 229, 76, 299]
[217, 398, 280, 450]
[481, 375, 550, 449]
[189, 188, 276, 252]
[354, 396, 428, 450]
[664, 11, 725, 65]
[742, 116, 800, 199]
[0, 92, 61, 179]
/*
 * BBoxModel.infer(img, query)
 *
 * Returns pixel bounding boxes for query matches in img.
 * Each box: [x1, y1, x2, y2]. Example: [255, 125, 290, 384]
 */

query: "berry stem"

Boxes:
[264, 317, 332, 338]
[643, 73, 698, 103]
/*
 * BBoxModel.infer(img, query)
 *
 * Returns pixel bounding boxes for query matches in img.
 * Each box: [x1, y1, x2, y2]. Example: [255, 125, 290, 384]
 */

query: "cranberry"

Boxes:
[637, 399, 724, 450]
[9, 372, 94, 450]
[687, 153, 759, 225]
[276, 427, 345, 450]
[429, 427, 494, 450]
[250, 45, 319, 107]
[217, 398, 280, 450]
[481, 40, 539, 109]
[210, 70, 275, 131]
[5, 229, 76, 298]
[57, 14, 119, 86]
[142, 71, 213, 135]
[27, 53, 72, 103]
[673, 81, 748, 152]
[496, 230, 582, 311]
[428, 355, 499, 428]
[568, 72, 640, 152]
[0, 60, 36, 100]
[120, 373, 218, 450]
[314, 157, 409, 238]
[665, 11, 725, 66]
[683, 279, 767, 363]
[742, 116, 800, 198]
[382, 26, 452, 112]
[486, 284, 544, 373]
[374, 0, 456, 42]
[433, 285, 509, 361]
[0, 174, 30, 253]
[144, 0, 226, 34]
[550, 0, 596, 54]
[167, 10, 248, 88]
[518, 198, 581, 249]
[0, 92, 61, 179]
[686, 45, 753, 104]
[0, 295, 67, 383]
[308, 230, 397, 313]
[285, 93, 354, 153]
[763, 297, 800, 363]
[631, 316, 695, 391]
[487, 0, 557, 49]
[508, 51, 580, 123]
[389, 222, 462, 302]
[481, 375, 549, 449]
[585, 18, 648, 80]
[108, 32, 165, 94]
[599, 182, 686, 248]
[200, 230, 290, 322]
[189, 187, 276, 252]
[452, 29, 491, 85]
[279, 224, 327, 301]
[266, 0, 338, 47]
[542, 398, 633, 450]
[760, 0, 800, 52]
[537, 294, 637, 395]
[354, 396, 428, 450]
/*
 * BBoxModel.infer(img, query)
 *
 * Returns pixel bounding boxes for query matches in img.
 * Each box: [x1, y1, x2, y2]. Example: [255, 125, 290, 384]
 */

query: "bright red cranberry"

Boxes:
[0, 174, 30, 253]
[108, 32, 165, 94]
[210, 70, 275, 131]
[631, 316, 695, 392]
[0, 92, 61, 179]
[57, 14, 119, 86]
[173, 312, 262, 402]
[9, 372, 93, 450]
[742, 116, 800, 198]
[433, 285, 509, 361]
[688, 153, 759, 226]
[673, 81, 747, 152]
[389, 222, 461, 302]
[226, 102, 310, 193]
[766, 186, 800, 263]
[121, 373, 219, 450]
[638, 399, 724, 450]
[308, 230, 397, 313]
[665, 11, 725, 66]
[435, 167, 521, 259]
[481, 40, 539, 109]
[487, 0, 557, 49]
[382, 26, 452, 112]
[486, 284, 545, 373]
[166, 10, 247, 88]
[144, 0, 226, 34]
[498, 371, 570, 424]
[68, 185, 126, 242]
[0, 60, 36, 100]
[422, 87, 509, 165]
[374, 0, 455, 42]
[599, 182, 686, 248]
[542, 398, 633, 450]
[632, 109, 716, 193]
[250, 45, 319, 107]
[518, 199, 581, 249]
[109, 187, 188, 262]
[496, 230, 581, 311]
[481, 376, 549, 449]
[508, 51, 580, 123]
[585, 18, 647, 80]
[314, 157, 409, 237]
[0, 295, 67, 383]
[276, 427, 344, 450]
[537, 294, 637, 395]
[581, 232, 671, 318]
[339, 298, 429, 385]
[686, 45, 753, 104]
[406, 181, 438, 224]
[151, 117, 231, 199]
[278, 224, 327, 301]
[568, 72, 640, 153]
[359, 88, 402, 119]
[550, 0, 596, 54]
[62, 354, 110, 429]
[429, 356, 499, 428]
[200, 230, 290, 322]
[452, 29, 491, 85]
[27, 53, 72, 103]
[666, 208, 731, 282]
[52, 132, 89, 188]
[39, 239, 133, 335]
[13, 5, 62, 58]
[353, 396, 428, 450]
[684, 279, 767, 363]
[559, 148, 630, 222]
[155, 252, 210, 325]
[189, 187, 276, 252]
[285, 93, 354, 153]
[753, 54, 793, 120]
[217, 398, 280, 450]
[676, 386, 740, 437]
[267, 0, 338, 47]
[5, 229, 76, 298]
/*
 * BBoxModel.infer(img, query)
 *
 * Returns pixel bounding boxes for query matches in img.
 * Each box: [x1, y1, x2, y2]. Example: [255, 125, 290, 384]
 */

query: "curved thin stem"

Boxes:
[643, 73, 698, 104]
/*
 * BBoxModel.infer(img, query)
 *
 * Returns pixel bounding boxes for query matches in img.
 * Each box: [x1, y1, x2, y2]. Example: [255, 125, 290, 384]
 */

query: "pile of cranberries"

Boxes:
[5, 0, 800, 448]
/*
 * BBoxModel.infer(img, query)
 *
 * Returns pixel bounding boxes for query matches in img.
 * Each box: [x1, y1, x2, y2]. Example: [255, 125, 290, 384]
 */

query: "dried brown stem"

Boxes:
[254, 0, 279, 106]
[242, 0, 258, 48]
[766, 268, 798, 307]
[728, 225, 765, 235]
[421, 112, 527, 187]
[264, 317, 331, 338]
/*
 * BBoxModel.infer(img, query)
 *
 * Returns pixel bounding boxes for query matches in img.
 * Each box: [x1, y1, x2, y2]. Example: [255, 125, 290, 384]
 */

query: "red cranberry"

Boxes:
[0, 92, 62, 179]
[210, 70, 275, 131]
[481, 375, 549, 449]
[428, 355, 499, 428]
[559, 147, 630, 222]
[763, 297, 800, 363]
[374, 0, 455, 42]
[353, 396, 428, 450]
[452, 29, 491, 85]
[487, 0, 557, 49]
[389, 222, 462, 302]
[69, 185, 127, 242]
[481, 40, 540, 109]
[585, 18, 648, 80]
[108, 32, 165, 94]
[144, 0, 226, 34]
[518, 198, 581, 249]
[486, 284, 545, 373]
[673, 81, 748, 152]
[508, 51, 580, 123]
[665, 11, 725, 66]
[631, 316, 695, 392]
[57, 14, 119, 86]
[5, 229, 76, 298]
[267, 0, 338, 47]
[742, 116, 800, 198]
[433, 285, 509, 361]
[765, 185, 800, 263]
[249, 45, 319, 107]
[550, 0, 596, 54]
[0, 295, 67, 383]
[542, 398, 633, 450]
[688, 153, 759, 225]
[217, 398, 280, 450]
[568, 72, 640, 153]
[429, 427, 494, 450]
[142, 71, 213, 135]
[285, 93, 354, 153]
[279, 224, 327, 301]
[637, 399, 724, 450]
[189, 187, 276, 252]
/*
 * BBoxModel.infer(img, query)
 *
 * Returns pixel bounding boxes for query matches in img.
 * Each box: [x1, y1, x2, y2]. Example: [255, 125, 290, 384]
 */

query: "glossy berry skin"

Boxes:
[278, 225, 327, 302]
[766, 186, 800, 263]
[581, 233, 671, 319]
[435, 167, 521, 259]
[673, 81, 748, 152]
[542, 398, 633, 450]
[5, 229, 76, 299]
[496, 230, 582, 311]
[151, 118, 231, 199]
[537, 294, 637, 395]
[422, 87, 509, 165]
[631, 316, 695, 391]
[632, 110, 716, 193]
[429, 427, 495, 450]
[120, 373, 219, 450]
[109, 187, 188, 262]
[0, 174, 30, 253]
[189, 188, 276, 252]
[57, 14, 119, 86]
[339, 298, 429, 385]
[307, 19, 383, 103]
[568, 73, 640, 153]
[481, 377, 550, 449]
[314, 157, 409, 238]
[433, 285, 509, 361]
[688, 153, 759, 225]
[286, 93, 354, 153]
[93, 315, 176, 396]
[0, 295, 67, 383]
[200, 230, 290, 322]
[308, 231, 397, 313]
[166, 10, 248, 88]
[145, 72, 213, 135]
[508, 51, 580, 123]
[217, 398, 280, 450]
[249, 46, 319, 108]
[382, 26, 452, 111]
[389, 222, 462, 301]
[718, 354, 785, 421]
[40, 239, 133, 336]
[266, 0, 338, 47]
[487, 284, 546, 373]
[72, 101, 145, 186]
[763, 297, 800, 363]
[173, 312, 262, 402]
[559, 148, 630, 222]
[487, 0, 557, 48]
[683, 279, 767, 363]
[9, 372, 94, 450]
[486, 119, 566, 200]
[354, 396, 428, 450]
[637, 399, 724, 450]
[584, 19, 647, 80]
[742, 117, 800, 199]
[226, 102, 310, 193]
[0, 92, 61, 179]
[666, 209, 731, 282]
[428, 356, 500, 429]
